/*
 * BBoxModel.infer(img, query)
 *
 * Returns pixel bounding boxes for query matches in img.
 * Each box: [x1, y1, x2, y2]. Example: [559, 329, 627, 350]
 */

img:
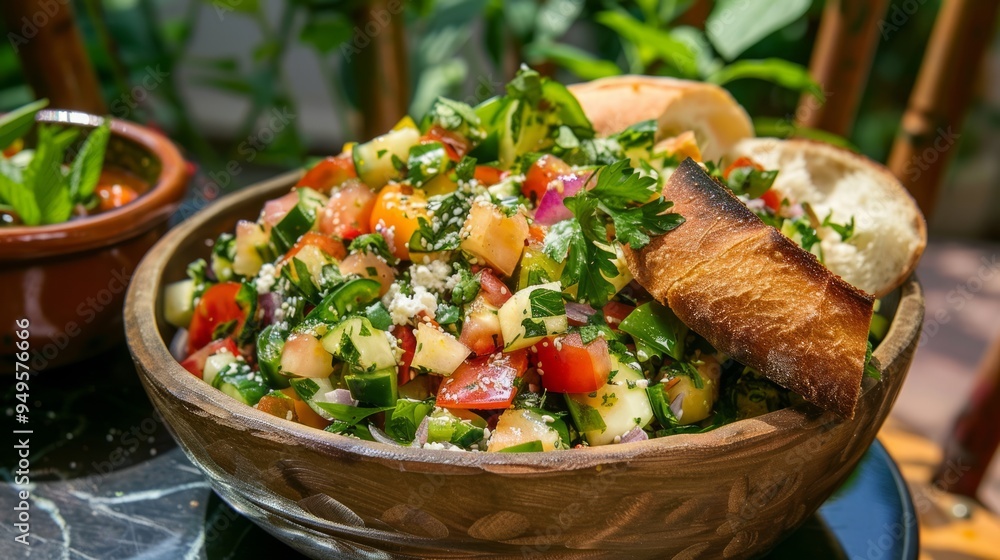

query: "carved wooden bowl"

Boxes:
[125, 171, 924, 559]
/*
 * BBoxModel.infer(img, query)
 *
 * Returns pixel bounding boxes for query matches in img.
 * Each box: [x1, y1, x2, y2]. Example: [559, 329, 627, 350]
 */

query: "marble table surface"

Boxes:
[1, 343, 918, 560]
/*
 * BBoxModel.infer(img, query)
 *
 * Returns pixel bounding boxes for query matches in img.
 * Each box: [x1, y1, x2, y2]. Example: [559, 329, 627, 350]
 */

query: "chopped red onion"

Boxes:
[565, 301, 597, 326]
[533, 173, 589, 225]
[369, 426, 403, 446]
[323, 389, 357, 406]
[169, 328, 189, 361]
[620, 426, 648, 443]
[410, 416, 430, 448]
[258, 292, 282, 326]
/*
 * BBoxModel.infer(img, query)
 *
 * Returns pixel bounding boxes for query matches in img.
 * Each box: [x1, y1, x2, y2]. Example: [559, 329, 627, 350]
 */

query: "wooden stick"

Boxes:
[352, 0, 410, 140]
[1, 0, 106, 114]
[797, 0, 889, 136]
[886, 0, 1000, 217]
[933, 335, 1000, 499]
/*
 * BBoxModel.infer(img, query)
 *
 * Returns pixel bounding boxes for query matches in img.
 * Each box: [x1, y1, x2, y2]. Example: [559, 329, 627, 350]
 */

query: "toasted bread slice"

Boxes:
[623, 159, 874, 417]
[727, 138, 927, 297]
[568, 76, 754, 161]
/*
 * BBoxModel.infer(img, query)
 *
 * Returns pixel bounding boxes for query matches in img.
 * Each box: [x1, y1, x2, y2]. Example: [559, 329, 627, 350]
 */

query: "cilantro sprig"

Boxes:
[543, 159, 684, 306]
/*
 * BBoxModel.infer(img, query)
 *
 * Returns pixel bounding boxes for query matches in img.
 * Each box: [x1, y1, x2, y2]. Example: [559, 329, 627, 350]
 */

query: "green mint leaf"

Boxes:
[0, 98, 48, 150]
[349, 233, 397, 264]
[528, 288, 565, 318]
[25, 125, 73, 225]
[70, 119, 111, 200]
[822, 211, 855, 241]
[0, 170, 40, 226]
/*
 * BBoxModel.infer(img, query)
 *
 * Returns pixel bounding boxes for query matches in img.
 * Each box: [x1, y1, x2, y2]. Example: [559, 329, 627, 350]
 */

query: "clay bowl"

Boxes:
[1, 110, 188, 370]
[125, 171, 924, 559]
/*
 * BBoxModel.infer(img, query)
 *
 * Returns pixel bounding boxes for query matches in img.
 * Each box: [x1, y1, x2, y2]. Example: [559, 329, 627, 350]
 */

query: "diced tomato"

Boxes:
[458, 301, 502, 356]
[602, 301, 635, 330]
[478, 269, 512, 307]
[421, 125, 471, 161]
[95, 183, 139, 212]
[535, 333, 611, 393]
[180, 338, 239, 378]
[279, 388, 331, 429]
[722, 156, 763, 180]
[369, 183, 428, 261]
[261, 191, 300, 228]
[522, 154, 573, 202]
[436, 350, 529, 409]
[283, 232, 347, 263]
[319, 180, 377, 240]
[474, 165, 507, 186]
[187, 282, 249, 354]
[760, 189, 782, 212]
[338, 252, 396, 296]
[296, 152, 357, 193]
[393, 325, 417, 385]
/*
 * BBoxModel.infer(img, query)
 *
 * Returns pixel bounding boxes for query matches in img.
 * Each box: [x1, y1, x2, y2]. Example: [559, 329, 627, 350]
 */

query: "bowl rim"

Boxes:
[0, 110, 189, 260]
[125, 170, 925, 472]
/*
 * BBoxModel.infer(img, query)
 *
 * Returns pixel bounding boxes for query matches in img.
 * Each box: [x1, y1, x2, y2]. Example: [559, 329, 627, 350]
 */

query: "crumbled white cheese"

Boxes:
[410, 260, 453, 293]
[385, 285, 438, 325]
[254, 263, 277, 294]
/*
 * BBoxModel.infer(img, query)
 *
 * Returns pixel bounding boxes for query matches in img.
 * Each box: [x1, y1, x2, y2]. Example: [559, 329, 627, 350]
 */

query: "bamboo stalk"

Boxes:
[797, 0, 890, 136]
[886, 0, 1000, 217]
[352, 0, 410, 140]
[1, 0, 106, 114]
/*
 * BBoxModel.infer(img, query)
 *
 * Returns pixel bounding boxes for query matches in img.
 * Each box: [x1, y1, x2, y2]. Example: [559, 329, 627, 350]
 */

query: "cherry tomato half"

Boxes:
[436, 350, 528, 409]
[536, 333, 611, 393]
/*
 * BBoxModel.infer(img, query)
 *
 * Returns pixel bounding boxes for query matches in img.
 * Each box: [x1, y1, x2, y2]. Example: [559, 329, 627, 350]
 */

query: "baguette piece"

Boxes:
[568, 76, 753, 160]
[623, 159, 875, 417]
[727, 138, 927, 297]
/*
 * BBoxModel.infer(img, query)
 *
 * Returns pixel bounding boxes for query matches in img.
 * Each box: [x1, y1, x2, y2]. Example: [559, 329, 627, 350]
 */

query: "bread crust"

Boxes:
[727, 138, 927, 298]
[623, 159, 874, 417]
[568, 76, 753, 160]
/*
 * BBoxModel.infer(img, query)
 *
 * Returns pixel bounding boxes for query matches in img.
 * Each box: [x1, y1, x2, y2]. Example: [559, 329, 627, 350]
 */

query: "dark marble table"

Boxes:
[1, 343, 918, 559]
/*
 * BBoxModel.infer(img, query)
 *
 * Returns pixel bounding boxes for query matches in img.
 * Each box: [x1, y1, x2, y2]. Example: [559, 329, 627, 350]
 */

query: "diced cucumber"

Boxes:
[487, 408, 563, 452]
[163, 279, 196, 328]
[497, 282, 568, 352]
[233, 220, 269, 277]
[204, 349, 238, 387]
[257, 324, 288, 387]
[271, 188, 328, 253]
[289, 376, 340, 420]
[352, 126, 420, 189]
[496, 440, 544, 453]
[344, 367, 397, 407]
[516, 246, 564, 291]
[426, 409, 485, 449]
[410, 322, 470, 376]
[214, 359, 269, 406]
[321, 316, 397, 373]
[498, 100, 550, 168]
[566, 355, 653, 446]
[407, 141, 450, 189]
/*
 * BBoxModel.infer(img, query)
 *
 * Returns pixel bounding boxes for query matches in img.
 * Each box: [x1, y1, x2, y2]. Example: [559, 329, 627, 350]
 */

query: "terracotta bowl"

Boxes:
[125, 172, 924, 559]
[1, 110, 188, 370]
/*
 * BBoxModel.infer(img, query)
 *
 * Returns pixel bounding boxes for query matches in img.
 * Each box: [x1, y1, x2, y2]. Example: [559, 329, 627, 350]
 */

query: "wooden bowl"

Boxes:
[125, 172, 924, 559]
[1, 110, 188, 370]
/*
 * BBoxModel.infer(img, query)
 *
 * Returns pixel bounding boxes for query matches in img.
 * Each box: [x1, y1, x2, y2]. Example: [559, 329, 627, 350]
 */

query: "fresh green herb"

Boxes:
[211, 319, 237, 340]
[349, 233, 397, 264]
[68, 119, 111, 200]
[663, 360, 704, 390]
[451, 264, 481, 305]
[408, 188, 473, 253]
[521, 318, 549, 338]
[436, 303, 460, 325]
[423, 97, 486, 142]
[385, 399, 435, 443]
[0, 98, 49, 150]
[528, 288, 565, 318]
[365, 301, 393, 331]
[186, 258, 211, 299]
[864, 341, 880, 380]
[234, 281, 258, 346]
[822, 211, 855, 241]
[454, 155, 476, 183]
[407, 141, 449, 188]
[314, 402, 395, 426]
[543, 159, 684, 306]
[725, 166, 777, 199]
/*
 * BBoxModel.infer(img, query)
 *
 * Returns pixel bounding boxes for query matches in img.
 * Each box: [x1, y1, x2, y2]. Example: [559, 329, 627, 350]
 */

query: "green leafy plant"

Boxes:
[0, 99, 112, 226]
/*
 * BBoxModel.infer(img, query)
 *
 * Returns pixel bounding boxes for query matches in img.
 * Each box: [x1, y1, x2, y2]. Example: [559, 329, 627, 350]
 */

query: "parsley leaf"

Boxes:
[408, 188, 472, 253]
[542, 159, 684, 306]
[349, 233, 397, 264]
[822, 211, 855, 241]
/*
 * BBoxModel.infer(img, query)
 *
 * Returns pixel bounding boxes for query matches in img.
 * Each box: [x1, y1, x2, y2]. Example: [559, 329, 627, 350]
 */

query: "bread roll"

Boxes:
[727, 138, 927, 297]
[623, 159, 875, 417]
[568, 76, 754, 161]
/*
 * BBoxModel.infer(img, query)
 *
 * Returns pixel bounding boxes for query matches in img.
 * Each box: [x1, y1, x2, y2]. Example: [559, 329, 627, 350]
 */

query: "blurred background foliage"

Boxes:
[0, 0, 976, 188]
